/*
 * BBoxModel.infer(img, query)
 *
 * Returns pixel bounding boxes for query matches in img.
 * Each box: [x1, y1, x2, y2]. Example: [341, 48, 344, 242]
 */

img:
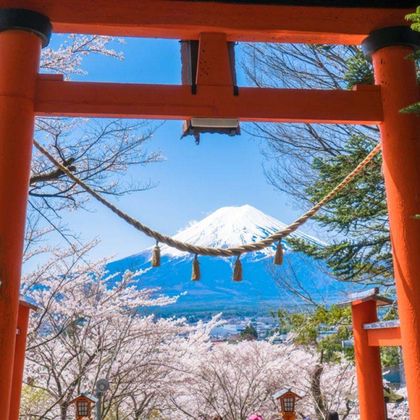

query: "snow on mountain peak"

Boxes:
[161, 204, 321, 257]
[108, 205, 346, 311]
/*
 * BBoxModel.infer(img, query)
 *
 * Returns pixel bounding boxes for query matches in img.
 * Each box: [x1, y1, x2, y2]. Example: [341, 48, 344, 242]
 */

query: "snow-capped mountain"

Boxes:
[107, 205, 354, 314]
[160, 204, 322, 258]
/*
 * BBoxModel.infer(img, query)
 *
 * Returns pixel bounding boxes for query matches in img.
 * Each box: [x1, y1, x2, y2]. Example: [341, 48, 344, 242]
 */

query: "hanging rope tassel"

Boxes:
[233, 256, 243, 282]
[191, 254, 201, 281]
[151, 242, 161, 267]
[274, 240, 284, 265]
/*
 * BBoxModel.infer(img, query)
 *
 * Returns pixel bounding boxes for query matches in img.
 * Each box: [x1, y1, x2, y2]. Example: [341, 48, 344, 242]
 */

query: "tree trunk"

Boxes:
[311, 363, 327, 420]
[60, 403, 68, 420]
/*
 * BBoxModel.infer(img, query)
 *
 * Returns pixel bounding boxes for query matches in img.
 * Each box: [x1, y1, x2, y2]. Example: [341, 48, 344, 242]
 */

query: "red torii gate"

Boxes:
[0, 2, 418, 419]
[342, 288, 403, 419]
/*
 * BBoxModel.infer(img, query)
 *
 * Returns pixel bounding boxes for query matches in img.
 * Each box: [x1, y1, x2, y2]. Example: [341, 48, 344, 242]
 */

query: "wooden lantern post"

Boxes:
[273, 388, 302, 420]
[69, 394, 97, 420]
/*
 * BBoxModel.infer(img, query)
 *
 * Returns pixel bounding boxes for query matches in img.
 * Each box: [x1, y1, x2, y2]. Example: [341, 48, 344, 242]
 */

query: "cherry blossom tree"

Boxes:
[164, 341, 357, 420]
[20, 243, 221, 419]
[21, 244, 408, 420]
[26, 34, 162, 260]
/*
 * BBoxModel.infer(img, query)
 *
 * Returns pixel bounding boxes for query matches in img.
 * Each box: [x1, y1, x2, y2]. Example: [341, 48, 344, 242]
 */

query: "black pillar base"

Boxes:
[362, 25, 420, 56]
[0, 9, 51, 47]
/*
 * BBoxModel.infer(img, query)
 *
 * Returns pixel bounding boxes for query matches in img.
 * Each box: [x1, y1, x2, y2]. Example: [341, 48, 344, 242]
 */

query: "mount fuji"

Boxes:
[107, 205, 354, 315]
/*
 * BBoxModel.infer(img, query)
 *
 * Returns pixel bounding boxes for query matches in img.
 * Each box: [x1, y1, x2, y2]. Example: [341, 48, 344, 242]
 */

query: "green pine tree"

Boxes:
[240, 323, 258, 341]
[404, 7, 420, 114]
[288, 134, 392, 284]
[245, 33, 418, 288]
[275, 305, 400, 366]
[276, 305, 353, 363]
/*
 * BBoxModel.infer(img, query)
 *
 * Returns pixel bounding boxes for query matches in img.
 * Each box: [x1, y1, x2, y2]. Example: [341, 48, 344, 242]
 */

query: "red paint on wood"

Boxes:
[35, 79, 383, 124]
[9, 303, 31, 420]
[373, 45, 420, 419]
[352, 300, 386, 420]
[367, 327, 402, 347]
[0, 30, 41, 418]
[0, 1, 411, 44]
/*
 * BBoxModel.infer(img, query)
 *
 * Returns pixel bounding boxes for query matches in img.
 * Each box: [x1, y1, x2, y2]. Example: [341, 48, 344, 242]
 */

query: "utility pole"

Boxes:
[95, 379, 109, 420]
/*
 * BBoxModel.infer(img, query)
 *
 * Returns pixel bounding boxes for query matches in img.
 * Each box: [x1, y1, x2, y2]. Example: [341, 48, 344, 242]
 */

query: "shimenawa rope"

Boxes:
[33, 140, 381, 274]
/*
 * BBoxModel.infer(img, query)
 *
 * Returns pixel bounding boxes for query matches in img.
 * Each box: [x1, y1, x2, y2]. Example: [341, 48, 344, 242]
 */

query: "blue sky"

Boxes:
[47, 36, 315, 261]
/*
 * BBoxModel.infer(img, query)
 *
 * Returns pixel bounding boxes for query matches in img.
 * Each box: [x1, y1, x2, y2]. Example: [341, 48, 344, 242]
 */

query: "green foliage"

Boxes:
[406, 6, 420, 32]
[276, 305, 401, 367]
[294, 36, 417, 283]
[344, 50, 374, 89]
[404, 7, 420, 113]
[379, 306, 401, 368]
[276, 305, 353, 363]
[288, 135, 392, 284]
[20, 384, 51, 417]
[381, 347, 400, 368]
[401, 101, 420, 113]
[240, 323, 258, 341]
[286, 52, 393, 285]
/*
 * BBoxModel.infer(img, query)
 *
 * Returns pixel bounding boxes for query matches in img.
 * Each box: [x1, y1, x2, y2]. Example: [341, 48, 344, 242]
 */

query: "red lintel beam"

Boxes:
[0, 0, 412, 45]
[367, 327, 402, 347]
[35, 77, 383, 124]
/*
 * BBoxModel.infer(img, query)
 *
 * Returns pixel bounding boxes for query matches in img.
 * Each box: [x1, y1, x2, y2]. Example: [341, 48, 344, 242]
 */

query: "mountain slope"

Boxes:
[107, 205, 354, 314]
[160, 204, 322, 257]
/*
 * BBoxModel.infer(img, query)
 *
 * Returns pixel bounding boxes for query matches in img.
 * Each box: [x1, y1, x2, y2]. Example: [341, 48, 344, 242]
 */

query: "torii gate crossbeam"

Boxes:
[0, 2, 418, 420]
[0, 0, 415, 43]
[35, 76, 383, 124]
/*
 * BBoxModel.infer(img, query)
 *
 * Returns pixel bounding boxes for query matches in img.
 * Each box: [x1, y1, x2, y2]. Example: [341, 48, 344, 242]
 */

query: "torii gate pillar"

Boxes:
[9, 299, 39, 420]
[0, 9, 50, 418]
[351, 297, 386, 420]
[363, 26, 420, 418]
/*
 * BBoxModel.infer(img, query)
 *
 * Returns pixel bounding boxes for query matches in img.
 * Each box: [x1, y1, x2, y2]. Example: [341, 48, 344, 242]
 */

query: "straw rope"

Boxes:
[33, 140, 381, 258]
